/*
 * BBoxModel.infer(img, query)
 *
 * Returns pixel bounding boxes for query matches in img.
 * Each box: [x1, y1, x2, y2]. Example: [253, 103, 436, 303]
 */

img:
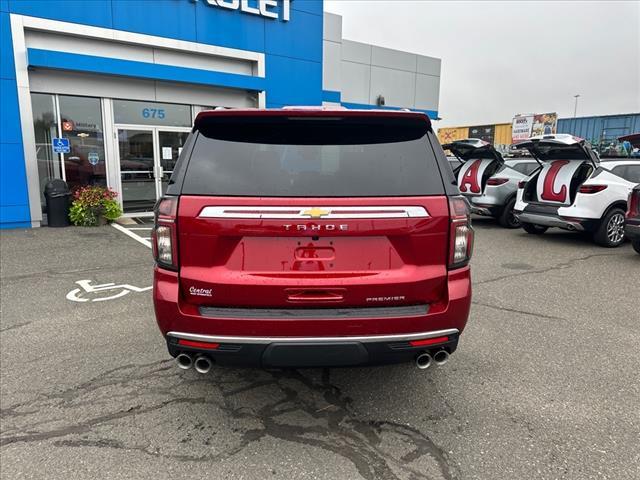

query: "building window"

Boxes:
[31, 93, 60, 210]
[58, 95, 107, 191]
[113, 100, 191, 127]
[31, 93, 107, 207]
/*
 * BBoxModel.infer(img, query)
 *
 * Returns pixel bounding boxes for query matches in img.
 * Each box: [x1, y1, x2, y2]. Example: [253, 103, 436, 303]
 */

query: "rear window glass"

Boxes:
[181, 117, 445, 197]
[611, 164, 640, 183]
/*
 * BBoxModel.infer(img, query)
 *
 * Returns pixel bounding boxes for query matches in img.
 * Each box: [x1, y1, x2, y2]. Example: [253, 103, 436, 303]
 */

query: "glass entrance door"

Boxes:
[158, 130, 189, 196]
[118, 129, 156, 213]
[117, 128, 190, 213]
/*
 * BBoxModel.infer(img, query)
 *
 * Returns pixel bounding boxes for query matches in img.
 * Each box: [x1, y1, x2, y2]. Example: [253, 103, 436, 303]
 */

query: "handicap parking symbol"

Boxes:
[52, 138, 70, 154]
[66, 279, 152, 303]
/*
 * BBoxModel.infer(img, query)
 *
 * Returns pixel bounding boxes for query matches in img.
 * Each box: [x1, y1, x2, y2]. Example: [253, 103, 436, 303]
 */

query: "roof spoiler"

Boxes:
[194, 107, 432, 131]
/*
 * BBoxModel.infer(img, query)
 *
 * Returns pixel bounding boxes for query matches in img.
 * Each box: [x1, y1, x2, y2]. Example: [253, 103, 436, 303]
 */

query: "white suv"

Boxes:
[514, 134, 640, 247]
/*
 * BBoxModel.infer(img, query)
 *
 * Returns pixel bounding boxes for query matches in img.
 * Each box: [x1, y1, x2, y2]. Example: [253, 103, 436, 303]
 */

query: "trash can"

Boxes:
[44, 179, 71, 227]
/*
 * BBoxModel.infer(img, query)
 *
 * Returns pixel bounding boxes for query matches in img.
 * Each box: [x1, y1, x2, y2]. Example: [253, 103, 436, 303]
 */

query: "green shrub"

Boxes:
[103, 199, 123, 221]
[69, 185, 122, 226]
[69, 202, 99, 226]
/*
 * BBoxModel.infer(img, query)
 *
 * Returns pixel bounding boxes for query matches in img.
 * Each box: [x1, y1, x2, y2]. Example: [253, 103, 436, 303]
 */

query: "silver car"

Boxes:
[443, 139, 539, 228]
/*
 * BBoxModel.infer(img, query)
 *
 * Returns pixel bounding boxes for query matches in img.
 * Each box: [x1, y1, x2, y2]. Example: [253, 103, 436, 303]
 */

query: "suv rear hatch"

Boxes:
[518, 134, 598, 206]
[172, 110, 453, 315]
[443, 139, 504, 195]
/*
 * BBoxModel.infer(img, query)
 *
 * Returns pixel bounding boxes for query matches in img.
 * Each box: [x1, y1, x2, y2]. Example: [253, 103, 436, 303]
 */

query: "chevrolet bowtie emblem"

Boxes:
[302, 207, 331, 218]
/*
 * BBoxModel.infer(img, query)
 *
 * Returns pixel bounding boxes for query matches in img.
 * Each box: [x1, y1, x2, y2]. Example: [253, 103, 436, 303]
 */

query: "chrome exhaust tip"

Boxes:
[176, 353, 193, 370]
[415, 353, 432, 370]
[433, 350, 449, 366]
[194, 355, 213, 375]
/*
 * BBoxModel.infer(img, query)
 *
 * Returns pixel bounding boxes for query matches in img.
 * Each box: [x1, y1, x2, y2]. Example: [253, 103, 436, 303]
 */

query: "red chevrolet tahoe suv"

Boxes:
[152, 108, 473, 372]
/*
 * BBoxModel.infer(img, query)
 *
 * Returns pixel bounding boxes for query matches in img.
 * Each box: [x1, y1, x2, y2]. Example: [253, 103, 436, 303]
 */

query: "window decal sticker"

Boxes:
[457, 159, 494, 195]
[536, 160, 585, 205]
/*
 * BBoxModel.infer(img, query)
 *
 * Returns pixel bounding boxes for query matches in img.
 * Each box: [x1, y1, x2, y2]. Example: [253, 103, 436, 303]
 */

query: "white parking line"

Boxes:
[128, 227, 153, 231]
[111, 223, 152, 249]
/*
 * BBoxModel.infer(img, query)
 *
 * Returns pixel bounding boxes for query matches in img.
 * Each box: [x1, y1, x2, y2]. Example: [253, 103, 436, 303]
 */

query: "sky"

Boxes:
[324, 0, 640, 128]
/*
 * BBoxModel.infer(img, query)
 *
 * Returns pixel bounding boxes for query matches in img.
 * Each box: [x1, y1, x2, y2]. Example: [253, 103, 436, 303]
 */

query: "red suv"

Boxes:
[626, 185, 640, 254]
[152, 108, 473, 372]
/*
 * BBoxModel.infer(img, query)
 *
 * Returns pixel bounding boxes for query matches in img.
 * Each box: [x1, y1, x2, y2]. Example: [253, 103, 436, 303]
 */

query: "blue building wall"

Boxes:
[4, 0, 323, 108]
[1, 8, 31, 228]
[0, 0, 324, 228]
[557, 113, 640, 145]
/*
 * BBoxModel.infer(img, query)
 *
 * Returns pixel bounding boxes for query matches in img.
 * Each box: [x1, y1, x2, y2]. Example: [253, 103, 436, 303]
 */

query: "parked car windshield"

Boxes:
[182, 116, 445, 197]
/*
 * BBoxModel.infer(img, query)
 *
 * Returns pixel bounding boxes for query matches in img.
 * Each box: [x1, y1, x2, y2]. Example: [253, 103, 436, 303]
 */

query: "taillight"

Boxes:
[153, 196, 178, 270]
[486, 177, 509, 186]
[518, 180, 527, 189]
[578, 184, 608, 194]
[448, 196, 474, 269]
[157, 196, 177, 218]
[627, 190, 640, 218]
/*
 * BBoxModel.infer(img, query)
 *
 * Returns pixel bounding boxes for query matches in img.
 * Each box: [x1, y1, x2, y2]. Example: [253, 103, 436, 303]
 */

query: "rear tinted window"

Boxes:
[181, 116, 444, 197]
[611, 164, 640, 183]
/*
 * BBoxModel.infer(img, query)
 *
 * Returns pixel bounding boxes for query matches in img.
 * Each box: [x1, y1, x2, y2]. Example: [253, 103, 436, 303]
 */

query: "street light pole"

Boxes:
[573, 94, 580, 118]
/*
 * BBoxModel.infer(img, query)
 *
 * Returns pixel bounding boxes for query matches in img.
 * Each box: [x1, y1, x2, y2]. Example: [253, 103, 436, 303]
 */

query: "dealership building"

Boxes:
[0, 0, 442, 229]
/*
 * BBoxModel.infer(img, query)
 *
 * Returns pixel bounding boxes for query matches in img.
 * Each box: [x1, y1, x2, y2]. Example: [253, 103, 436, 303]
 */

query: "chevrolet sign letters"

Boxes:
[191, 0, 291, 21]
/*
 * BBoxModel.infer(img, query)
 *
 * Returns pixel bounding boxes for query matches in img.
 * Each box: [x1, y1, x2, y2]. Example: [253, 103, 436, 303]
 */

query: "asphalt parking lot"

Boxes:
[1, 219, 638, 480]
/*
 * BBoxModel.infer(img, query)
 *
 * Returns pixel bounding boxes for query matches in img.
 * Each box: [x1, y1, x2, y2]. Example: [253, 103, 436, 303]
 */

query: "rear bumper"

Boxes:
[515, 211, 598, 232]
[465, 186, 516, 217]
[465, 196, 502, 217]
[153, 265, 472, 367]
[166, 329, 459, 368]
[470, 205, 500, 217]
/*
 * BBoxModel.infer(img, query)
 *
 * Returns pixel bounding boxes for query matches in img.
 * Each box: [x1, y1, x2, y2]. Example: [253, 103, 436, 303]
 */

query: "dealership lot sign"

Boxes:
[192, 0, 291, 21]
[512, 115, 534, 143]
[531, 113, 558, 137]
[512, 113, 558, 143]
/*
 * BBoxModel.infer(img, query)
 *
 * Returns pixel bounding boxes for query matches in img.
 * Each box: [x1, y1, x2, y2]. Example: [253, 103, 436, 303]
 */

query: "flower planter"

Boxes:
[69, 185, 123, 227]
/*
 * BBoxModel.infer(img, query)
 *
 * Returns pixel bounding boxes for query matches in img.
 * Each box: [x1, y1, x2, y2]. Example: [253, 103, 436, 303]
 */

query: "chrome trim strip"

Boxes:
[198, 205, 429, 219]
[198, 304, 429, 319]
[167, 328, 459, 345]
